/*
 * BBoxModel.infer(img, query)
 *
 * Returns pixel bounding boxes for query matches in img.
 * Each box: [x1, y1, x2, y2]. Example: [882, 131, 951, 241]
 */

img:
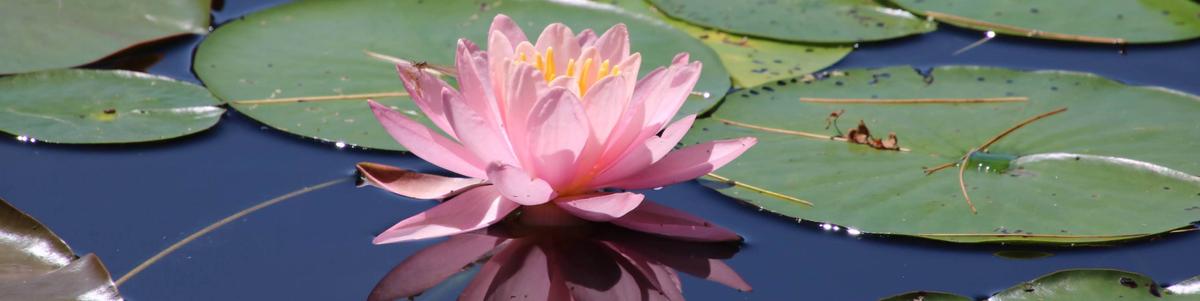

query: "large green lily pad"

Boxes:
[0, 69, 224, 144]
[880, 291, 970, 301]
[687, 65, 1200, 244]
[195, 0, 730, 151]
[891, 0, 1200, 44]
[646, 0, 936, 43]
[0, 197, 122, 301]
[0, 0, 211, 74]
[605, 0, 852, 87]
[885, 270, 1200, 300]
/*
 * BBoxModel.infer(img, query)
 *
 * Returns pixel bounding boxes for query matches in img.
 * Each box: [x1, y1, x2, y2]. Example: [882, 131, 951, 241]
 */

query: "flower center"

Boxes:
[515, 47, 620, 95]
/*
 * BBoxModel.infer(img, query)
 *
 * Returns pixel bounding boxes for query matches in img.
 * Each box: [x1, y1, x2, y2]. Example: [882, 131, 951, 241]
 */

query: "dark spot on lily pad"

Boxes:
[1120, 277, 1138, 288]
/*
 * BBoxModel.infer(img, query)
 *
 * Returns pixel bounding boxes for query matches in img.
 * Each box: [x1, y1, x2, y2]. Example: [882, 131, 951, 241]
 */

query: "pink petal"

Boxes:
[593, 24, 630, 63]
[513, 41, 538, 63]
[368, 233, 506, 301]
[489, 14, 528, 45]
[574, 46, 601, 91]
[611, 201, 741, 242]
[395, 63, 458, 138]
[671, 52, 690, 65]
[372, 186, 517, 244]
[576, 28, 597, 46]
[534, 23, 581, 76]
[487, 32, 516, 98]
[592, 115, 696, 187]
[555, 192, 644, 222]
[548, 75, 580, 97]
[528, 88, 591, 189]
[367, 100, 486, 178]
[443, 88, 520, 168]
[582, 75, 629, 143]
[502, 64, 549, 170]
[643, 58, 702, 136]
[614, 53, 642, 94]
[607, 137, 756, 190]
[356, 162, 485, 200]
[590, 67, 665, 173]
[594, 59, 699, 174]
[487, 163, 556, 206]
[455, 39, 503, 125]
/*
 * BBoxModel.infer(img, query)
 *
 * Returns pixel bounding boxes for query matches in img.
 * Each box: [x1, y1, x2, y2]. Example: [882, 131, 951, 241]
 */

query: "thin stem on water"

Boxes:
[799, 96, 1026, 104]
[705, 173, 814, 207]
[923, 107, 1068, 214]
[924, 11, 1126, 44]
[958, 149, 978, 214]
[231, 92, 409, 105]
[114, 178, 348, 286]
[717, 118, 913, 152]
[925, 107, 1068, 176]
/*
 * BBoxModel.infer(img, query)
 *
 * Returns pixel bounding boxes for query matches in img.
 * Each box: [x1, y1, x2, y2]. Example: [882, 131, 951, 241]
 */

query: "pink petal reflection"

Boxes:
[368, 233, 507, 301]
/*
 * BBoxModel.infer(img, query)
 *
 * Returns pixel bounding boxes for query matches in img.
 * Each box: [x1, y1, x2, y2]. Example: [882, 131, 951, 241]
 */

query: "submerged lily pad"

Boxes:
[195, 0, 730, 151]
[686, 65, 1200, 244]
[0, 69, 224, 144]
[0, 197, 122, 301]
[647, 0, 936, 43]
[887, 270, 1200, 300]
[0, 0, 211, 74]
[606, 0, 852, 87]
[891, 0, 1200, 44]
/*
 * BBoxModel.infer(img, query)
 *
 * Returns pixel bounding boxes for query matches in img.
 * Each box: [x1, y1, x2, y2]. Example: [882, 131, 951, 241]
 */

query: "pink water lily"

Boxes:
[363, 14, 755, 244]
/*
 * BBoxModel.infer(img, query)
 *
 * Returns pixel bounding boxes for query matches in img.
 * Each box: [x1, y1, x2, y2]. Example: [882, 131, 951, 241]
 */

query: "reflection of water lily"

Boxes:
[363, 14, 755, 244]
[369, 222, 751, 301]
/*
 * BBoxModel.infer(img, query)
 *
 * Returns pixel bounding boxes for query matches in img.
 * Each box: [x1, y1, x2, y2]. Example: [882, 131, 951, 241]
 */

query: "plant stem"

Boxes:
[231, 92, 409, 105]
[705, 173, 814, 207]
[799, 97, 1027, 104]
[114, 178, 348, 286]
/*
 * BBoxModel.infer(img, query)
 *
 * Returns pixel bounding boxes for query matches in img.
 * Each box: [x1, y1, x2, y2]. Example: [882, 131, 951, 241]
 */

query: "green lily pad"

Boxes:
[880, 291, 971, 301]
[0, 197, 123, 301]
[194, 0, 730, 151]
[0, 0, 211, 74]
[646, 0, 936, 43]
[604, 0, 852, 87]
[891, 0, 1200, 44]
[0, 69, 224, 144]
[884, 270, 1200, 300]
[686, 65, 1200, 244]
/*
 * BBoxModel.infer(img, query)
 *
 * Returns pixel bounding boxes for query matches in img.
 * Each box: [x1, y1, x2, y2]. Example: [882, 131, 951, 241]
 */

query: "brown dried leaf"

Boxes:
[840, 120, 901, 151]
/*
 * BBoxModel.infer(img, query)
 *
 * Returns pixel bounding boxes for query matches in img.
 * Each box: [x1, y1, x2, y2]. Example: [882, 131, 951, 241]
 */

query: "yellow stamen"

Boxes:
[597, 60, 611, 78]
[566, 58, 576, 77]
[579, 58, 594, 93]
[544, 47, 556, 81]
[535, 53, 544, 71]
[612, 65, 621, 76]
[518, 52, 527, 63]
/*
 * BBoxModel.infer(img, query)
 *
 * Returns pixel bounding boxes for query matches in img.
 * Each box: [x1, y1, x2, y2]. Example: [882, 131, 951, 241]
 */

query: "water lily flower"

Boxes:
[362, 14, 755, 244]
[368, 223, 751, 301]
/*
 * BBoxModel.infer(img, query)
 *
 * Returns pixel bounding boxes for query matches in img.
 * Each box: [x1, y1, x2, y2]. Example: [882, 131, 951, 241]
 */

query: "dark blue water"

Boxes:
[2, 1, 1199, 300]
